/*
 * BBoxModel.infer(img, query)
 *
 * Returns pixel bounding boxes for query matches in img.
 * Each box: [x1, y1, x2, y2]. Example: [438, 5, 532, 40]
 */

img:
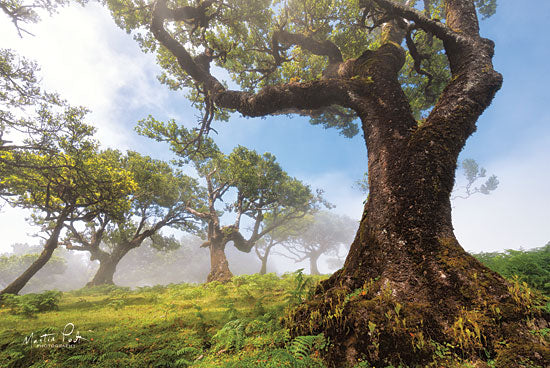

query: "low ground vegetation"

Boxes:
[1, 268, 548, 368]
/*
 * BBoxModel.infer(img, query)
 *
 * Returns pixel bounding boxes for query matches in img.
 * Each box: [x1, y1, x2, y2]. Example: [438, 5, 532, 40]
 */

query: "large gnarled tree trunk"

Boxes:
[284, 6, 549, 368]
[148, 0, 550, 365]
[202, 224, 252, 282]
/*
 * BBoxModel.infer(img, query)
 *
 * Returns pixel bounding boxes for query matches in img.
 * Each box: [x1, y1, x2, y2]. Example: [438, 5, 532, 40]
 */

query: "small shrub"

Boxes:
[174, 347, 201, 367]
[2, 290, 62, 317]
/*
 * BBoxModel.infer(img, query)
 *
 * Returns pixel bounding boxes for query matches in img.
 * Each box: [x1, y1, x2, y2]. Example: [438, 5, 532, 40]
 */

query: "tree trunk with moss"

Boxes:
[309, 253, 321, 276]
[284, 25, 549, 368]
[87, 254, 117, 286]
[206, 237, 233, 283]
[259, 252, 269, 275]
[204, 222, 254, 282]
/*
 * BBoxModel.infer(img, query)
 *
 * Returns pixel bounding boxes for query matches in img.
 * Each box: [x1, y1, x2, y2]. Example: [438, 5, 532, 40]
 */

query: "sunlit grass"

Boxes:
[0, 273, 327, 368]
[3, 272, 546, 368]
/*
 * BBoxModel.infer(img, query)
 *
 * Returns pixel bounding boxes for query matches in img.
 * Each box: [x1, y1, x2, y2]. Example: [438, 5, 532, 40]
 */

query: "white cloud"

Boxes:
[0, 3, 173, 150]
[0, 207, 40, 252]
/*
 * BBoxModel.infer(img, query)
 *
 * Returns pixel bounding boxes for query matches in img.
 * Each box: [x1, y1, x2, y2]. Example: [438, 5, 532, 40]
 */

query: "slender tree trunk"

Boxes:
[0, 215, 66, 296]
[309, 254, 320, 275]
[257, 239, 277, 275]
[259, 255, 268, 275]
[207, 238, 233, 283]
[258, 245, 273, 275]
[86, 243, 133, 286]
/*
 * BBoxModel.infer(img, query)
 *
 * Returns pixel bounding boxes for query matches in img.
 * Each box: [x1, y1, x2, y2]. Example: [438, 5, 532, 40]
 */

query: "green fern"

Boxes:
[2, 290, 62, 317]
[285, 269, 313, 306]
[211, 318, 249, 351]
[174, 347, 201, 367]
[288, 333, 327, 360]
[98, 351, 129, 362]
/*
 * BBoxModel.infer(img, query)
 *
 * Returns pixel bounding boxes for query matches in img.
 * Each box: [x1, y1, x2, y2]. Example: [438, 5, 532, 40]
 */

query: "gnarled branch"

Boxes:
[151, 0, 359, 118]
[273, 30, 343, 64]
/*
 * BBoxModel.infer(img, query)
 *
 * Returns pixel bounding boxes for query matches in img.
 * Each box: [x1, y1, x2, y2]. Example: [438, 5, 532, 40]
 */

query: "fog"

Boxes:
[1, 220, 362, 294]
[1, 236, 277, 294]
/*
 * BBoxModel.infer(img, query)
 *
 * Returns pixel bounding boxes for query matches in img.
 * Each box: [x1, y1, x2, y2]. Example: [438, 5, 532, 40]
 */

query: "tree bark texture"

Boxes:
[203, 223, 254, 282]
[0, 215, 66, 296]
[284, 33, 548, 368]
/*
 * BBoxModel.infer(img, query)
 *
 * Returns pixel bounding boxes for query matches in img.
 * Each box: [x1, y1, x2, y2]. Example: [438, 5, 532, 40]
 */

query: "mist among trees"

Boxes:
[1, 0, 549, 367]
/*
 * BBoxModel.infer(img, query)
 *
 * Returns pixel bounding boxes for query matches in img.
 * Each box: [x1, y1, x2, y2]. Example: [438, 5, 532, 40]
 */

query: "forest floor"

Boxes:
[0, 272, 548, 368]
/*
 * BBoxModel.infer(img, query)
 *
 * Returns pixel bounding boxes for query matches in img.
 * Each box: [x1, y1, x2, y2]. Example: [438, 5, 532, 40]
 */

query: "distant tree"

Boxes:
[0, 117, 135, 295]
[138, 118, 325, 282]
[452, 158, 499, 200]
[275, 212, 357, 275]
[62, 150, 203, 286]
[100, 232, 263, 286]
[114, 235, 210, 286]
[254, 210, 310, 275]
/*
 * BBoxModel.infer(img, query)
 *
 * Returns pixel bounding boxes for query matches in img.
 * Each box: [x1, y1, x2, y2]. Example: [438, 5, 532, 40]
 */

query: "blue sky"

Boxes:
[0, 1, 549, 265]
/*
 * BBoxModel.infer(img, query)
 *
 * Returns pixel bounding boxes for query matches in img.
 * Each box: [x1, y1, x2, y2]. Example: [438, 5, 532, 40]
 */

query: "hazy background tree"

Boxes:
[63, 150, 203, 286]
[138, 119, 325, 282]
[275, 211, 357, 275]
[355, 158, 499, 201]
[253, 210, 312, 275]
[452, 158, 499, 200]
[115, 234, 261, 286]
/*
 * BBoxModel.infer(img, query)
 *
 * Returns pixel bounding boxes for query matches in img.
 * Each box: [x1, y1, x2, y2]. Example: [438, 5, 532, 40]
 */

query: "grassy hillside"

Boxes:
[0, 272, 329, 368]
[1, 272, 548, 368]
